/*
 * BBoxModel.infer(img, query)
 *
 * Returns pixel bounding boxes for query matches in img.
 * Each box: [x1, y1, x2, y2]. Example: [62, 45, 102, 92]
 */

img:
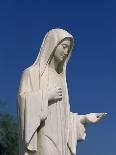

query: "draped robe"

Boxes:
[18, 65, 86, 155]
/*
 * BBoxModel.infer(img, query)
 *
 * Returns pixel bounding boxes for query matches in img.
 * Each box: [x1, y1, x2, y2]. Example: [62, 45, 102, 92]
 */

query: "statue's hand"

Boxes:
[85, 113, 107, 123]
[48, 87, 62, 102]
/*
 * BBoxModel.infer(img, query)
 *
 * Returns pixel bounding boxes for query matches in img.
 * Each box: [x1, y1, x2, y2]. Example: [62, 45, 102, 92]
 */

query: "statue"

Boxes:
[17, 28, 107, 155]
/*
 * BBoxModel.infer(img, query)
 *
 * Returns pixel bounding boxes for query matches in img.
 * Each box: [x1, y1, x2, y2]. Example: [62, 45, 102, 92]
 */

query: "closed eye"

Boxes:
[62, 44, 69, 49]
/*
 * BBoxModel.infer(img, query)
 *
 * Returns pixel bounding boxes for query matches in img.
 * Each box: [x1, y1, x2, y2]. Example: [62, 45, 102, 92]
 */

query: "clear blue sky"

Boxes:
[0, 0, 115, 155]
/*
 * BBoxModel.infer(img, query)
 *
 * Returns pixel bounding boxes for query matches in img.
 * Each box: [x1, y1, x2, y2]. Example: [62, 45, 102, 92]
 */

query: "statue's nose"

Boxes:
[64, 48, 68, 55]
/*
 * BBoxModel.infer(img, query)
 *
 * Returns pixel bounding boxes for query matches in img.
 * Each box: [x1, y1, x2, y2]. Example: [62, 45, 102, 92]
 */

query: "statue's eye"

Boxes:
[62, 44, 67, 49]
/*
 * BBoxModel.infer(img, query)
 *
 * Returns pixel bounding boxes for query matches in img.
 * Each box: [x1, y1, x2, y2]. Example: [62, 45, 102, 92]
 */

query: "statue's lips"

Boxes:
[61, 55, 66, 59]
[60, 56, 64, 60]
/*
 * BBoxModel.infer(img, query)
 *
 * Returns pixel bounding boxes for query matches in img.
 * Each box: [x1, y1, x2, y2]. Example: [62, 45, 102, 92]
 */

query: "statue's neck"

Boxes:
[49, 58, 59, 73]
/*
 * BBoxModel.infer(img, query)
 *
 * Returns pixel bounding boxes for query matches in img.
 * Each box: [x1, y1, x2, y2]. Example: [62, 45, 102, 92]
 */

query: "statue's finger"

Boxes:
[100, 113, 107, 118]
[96, 113, 102, 118]
[96, 113, 107, 118]
[58, 90, 62, 93]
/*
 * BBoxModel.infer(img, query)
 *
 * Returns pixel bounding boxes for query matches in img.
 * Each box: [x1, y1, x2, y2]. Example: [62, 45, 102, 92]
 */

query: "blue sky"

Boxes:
[0, 0, 115, 154]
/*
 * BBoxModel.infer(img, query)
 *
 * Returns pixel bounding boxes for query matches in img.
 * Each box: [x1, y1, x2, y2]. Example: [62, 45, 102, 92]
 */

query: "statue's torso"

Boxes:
[37, 67, 69, 155]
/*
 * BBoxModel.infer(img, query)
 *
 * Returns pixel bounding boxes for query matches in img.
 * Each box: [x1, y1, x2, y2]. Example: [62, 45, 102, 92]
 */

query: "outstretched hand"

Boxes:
[85, 113, 107, 123]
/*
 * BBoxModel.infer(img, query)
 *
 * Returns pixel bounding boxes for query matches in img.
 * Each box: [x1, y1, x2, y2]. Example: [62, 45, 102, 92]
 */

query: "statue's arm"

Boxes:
[17, 68, 48, 145]
[68, 112, 107, 144]
[18, 68, 61, 105]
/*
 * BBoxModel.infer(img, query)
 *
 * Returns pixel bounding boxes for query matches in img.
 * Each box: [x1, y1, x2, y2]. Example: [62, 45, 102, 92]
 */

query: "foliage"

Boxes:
[0, 100, 18, 155]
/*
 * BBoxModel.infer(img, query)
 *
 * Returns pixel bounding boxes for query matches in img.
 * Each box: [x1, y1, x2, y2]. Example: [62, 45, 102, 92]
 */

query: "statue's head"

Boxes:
[33, 28, 74, 75]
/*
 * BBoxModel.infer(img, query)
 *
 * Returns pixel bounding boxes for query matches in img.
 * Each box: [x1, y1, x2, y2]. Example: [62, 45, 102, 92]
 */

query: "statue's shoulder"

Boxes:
[22, 65, 39, 77]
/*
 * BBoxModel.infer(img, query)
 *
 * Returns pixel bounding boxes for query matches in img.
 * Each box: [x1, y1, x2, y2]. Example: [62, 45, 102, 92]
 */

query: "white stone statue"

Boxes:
[17, 28, 107, 155]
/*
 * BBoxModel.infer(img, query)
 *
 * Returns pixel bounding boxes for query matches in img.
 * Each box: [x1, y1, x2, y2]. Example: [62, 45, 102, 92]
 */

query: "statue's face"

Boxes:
[54, 39, 71, 63]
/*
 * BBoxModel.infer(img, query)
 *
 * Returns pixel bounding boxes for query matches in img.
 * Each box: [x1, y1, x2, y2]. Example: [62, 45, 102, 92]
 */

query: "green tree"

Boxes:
[0, 99, 18, 155]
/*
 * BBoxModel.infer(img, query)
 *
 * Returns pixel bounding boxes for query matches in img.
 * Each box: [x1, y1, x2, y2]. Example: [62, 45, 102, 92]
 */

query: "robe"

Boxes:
[18, 64, 86, 155]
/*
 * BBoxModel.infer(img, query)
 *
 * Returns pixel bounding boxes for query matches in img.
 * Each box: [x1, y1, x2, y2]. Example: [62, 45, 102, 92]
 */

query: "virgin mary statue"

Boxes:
[17, 28, 106, 155]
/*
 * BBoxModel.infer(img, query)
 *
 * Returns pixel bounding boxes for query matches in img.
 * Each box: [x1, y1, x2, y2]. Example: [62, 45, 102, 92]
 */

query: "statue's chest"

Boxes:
[48, 67, 64, 89]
